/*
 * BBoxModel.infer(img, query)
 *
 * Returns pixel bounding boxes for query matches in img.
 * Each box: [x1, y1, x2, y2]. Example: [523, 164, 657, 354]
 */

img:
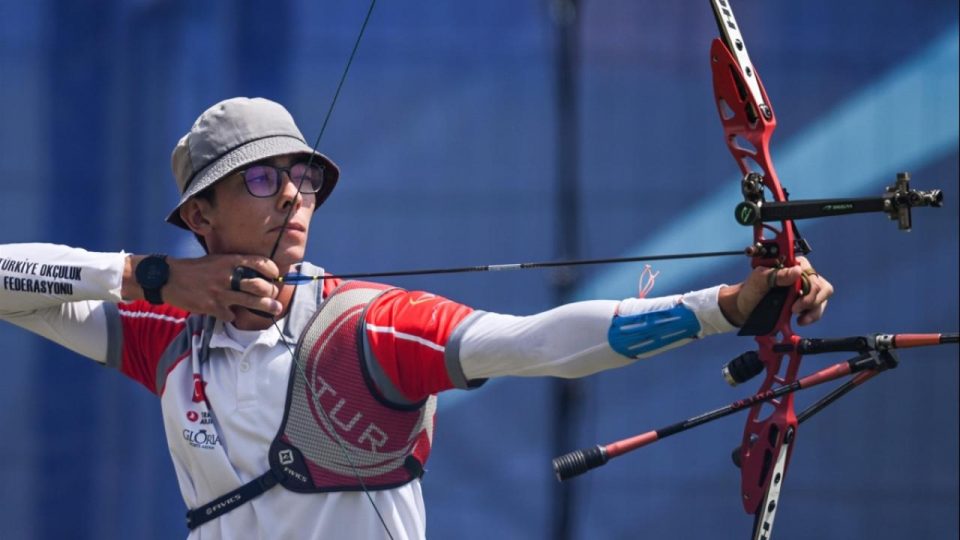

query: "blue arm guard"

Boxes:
[607, 303, 701, 359]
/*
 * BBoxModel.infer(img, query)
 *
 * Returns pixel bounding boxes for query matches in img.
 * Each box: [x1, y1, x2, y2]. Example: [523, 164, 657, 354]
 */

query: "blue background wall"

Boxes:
[0, 1, 956, 538]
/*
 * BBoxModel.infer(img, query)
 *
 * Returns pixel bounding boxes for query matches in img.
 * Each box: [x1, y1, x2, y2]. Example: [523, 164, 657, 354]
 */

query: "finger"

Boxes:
[230, 266, 249, 292]
[796, 300, 827, 326]
[792, 275, 833, 314]
[795, 278, 832, 323]
[795, 299, 822, 324]
[224, 290, 283, 316]
[230, 264, 283, 297]
[793, 292, 817, 314]
[811, 279, 832, 305]
[799, 274, 812, 297]
[772, 265, 803, 288]
[230, 267, 265, 292]
[793, 276, 818, 309]
[236, 275, 281, 298]
[235, 256, 280, 280]
[792, 286, 820, 314]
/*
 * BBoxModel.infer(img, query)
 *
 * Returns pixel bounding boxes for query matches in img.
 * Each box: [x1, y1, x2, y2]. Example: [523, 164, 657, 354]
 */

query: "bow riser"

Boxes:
[709, 38, 795, 265]
[710, 35, 804, 519]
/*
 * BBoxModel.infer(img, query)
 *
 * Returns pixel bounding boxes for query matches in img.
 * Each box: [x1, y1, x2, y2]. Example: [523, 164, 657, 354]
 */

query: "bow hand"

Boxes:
[719, 256, 833, 329]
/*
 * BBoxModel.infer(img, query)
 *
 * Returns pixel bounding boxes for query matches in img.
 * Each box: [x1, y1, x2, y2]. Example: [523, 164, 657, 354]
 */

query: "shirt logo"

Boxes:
[183, 428, 221, 450]
[192, 374, 207, 403]
[408, 294, 436, 306]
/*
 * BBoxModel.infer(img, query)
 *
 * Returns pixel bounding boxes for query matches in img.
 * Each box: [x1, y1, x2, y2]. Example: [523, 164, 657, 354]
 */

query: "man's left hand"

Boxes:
[719, 256, 834, 327]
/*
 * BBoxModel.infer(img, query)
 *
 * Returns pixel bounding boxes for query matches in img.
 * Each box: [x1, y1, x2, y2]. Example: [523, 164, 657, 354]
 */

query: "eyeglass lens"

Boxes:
[242, 162, 324, 197]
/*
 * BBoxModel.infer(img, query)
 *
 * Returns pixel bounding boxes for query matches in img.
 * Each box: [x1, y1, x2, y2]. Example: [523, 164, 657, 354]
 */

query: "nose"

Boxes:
[277, 170, 303, 211]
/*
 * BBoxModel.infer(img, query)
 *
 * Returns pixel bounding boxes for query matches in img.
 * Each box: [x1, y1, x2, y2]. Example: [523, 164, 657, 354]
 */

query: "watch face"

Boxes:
[143, 265, 163, 285]
[137, 256, 169, 288]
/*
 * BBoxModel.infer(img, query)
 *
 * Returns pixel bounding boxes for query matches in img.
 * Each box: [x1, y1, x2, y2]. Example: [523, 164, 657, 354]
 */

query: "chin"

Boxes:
[274, 243, 307, 266]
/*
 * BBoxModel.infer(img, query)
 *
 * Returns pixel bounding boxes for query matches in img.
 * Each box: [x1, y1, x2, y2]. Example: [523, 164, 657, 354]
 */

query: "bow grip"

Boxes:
[737, 286, 790, 336]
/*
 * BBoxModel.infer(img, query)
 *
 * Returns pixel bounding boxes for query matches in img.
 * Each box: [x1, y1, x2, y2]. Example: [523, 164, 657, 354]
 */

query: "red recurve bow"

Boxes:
[551, 2, 953, 539]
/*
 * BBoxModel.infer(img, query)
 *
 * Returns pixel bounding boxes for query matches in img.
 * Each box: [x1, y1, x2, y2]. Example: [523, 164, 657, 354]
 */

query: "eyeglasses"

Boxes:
[236, 161, 326, 198]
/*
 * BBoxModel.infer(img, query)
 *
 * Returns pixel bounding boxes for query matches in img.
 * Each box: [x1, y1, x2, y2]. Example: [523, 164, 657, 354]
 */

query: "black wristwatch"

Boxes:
[135, 254, 170, 305]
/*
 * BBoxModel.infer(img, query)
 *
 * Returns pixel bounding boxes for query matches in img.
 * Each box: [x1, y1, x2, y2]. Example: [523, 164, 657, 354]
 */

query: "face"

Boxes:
[181, 154, 318, 269]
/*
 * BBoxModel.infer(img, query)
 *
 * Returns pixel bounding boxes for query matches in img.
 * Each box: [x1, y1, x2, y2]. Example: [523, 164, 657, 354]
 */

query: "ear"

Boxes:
[179, 197, 215, 236]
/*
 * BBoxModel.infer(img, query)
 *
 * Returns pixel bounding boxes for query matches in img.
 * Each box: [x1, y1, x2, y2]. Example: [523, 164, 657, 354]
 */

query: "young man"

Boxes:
[0, 97, 832, 539]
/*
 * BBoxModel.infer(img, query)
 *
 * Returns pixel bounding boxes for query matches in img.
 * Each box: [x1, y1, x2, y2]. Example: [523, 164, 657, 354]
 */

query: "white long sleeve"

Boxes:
[458, 285, 735, 380]
[0, 243, 127, 363]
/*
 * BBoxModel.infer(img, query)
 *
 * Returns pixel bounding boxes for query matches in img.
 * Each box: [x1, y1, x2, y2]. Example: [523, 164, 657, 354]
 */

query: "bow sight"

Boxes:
[735, 171, 944, 232]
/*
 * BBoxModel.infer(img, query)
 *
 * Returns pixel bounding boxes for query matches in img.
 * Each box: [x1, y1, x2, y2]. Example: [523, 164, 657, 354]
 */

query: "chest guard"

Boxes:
[269, 280, 437, 492]
[186, 280, 438, 530]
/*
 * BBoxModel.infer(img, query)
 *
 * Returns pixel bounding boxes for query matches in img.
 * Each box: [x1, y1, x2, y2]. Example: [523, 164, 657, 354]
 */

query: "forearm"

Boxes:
[0, 243, 126, 314]
[458, 286, 736, 380]
[0, 243, 126, 363]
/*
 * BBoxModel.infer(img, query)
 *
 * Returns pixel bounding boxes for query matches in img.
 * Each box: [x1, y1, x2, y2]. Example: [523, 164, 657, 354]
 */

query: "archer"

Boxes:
[0, 96, 832, 539]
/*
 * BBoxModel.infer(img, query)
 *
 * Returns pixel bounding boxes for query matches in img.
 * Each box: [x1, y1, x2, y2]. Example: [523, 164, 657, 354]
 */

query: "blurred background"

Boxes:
[0, 1, 957, 538]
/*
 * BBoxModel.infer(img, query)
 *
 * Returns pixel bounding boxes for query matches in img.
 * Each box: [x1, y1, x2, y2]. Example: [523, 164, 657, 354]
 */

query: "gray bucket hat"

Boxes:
[167, 97, 340, 229]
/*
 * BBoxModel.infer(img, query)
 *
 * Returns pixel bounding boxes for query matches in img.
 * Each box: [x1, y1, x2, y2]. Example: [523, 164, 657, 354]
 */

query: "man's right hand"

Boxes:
[123, 254, 282, 321]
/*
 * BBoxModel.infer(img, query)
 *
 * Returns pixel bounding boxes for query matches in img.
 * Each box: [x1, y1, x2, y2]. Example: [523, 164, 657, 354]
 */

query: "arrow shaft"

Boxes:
[277, 249, 745, 282]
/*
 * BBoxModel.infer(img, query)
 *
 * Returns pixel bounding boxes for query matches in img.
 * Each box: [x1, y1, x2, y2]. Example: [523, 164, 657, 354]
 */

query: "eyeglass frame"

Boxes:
[231, 159, 327, 198]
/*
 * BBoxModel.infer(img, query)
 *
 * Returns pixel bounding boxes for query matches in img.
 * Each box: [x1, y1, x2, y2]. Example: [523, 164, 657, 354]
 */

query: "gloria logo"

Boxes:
[183, 428, 221, 450]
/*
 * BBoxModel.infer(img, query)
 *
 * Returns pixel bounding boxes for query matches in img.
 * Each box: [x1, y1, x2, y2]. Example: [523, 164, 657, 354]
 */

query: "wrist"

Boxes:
[121, 255, 146, 301]
[718, 283, 745, 327]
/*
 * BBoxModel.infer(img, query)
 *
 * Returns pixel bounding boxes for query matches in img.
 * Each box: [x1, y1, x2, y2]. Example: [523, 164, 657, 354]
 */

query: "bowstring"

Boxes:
[261, 2, 395, 538]
[267, 0, 378, 261]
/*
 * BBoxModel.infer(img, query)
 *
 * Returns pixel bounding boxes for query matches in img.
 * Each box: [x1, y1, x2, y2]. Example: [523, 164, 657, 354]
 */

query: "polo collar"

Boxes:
[201, 261, 328, 358]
